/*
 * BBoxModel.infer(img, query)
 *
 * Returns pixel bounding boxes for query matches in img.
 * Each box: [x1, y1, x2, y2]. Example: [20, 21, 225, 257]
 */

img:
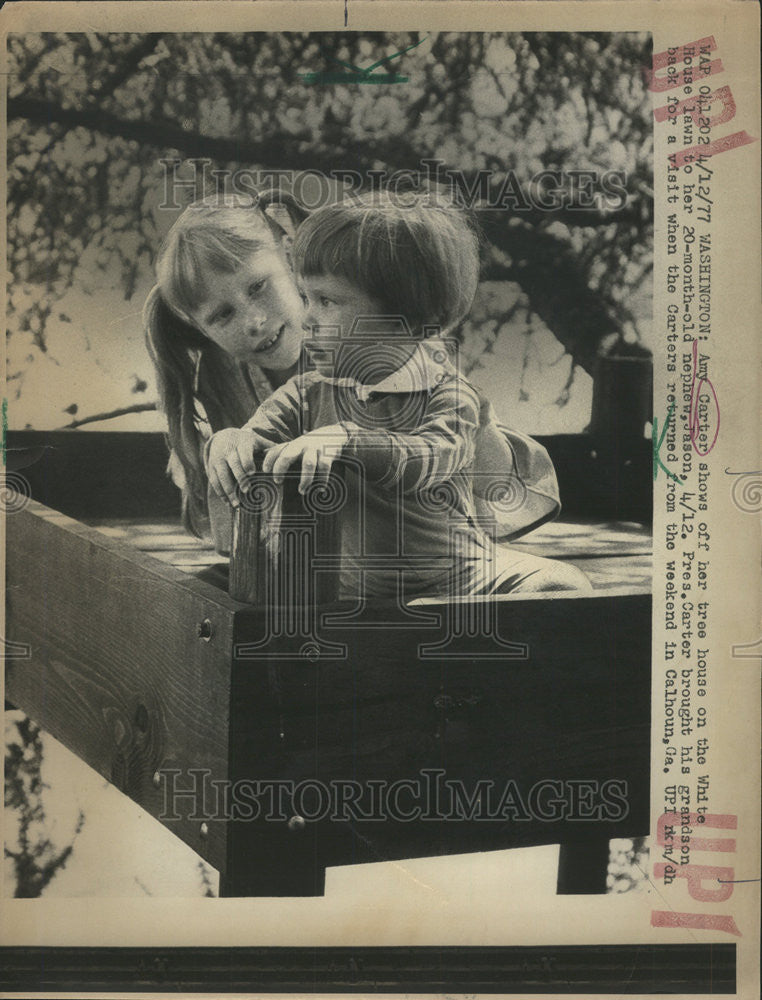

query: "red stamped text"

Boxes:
[652, 811, 741, 937]
[647, 36, 758, 167]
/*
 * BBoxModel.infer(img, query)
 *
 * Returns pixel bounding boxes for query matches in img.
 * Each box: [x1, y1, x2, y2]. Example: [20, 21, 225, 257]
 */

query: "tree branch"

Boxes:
[480, 213, 622, 374]
[97, 35, 166, 104]
[8, 96, 644, 229]
[7, 96, 345, 174]
[60, 402, 158, 429]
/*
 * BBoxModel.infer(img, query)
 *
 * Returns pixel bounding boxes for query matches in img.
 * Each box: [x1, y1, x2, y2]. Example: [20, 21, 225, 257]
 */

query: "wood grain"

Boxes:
[5, 500, 242, 871]
[224, 591, 651, 894]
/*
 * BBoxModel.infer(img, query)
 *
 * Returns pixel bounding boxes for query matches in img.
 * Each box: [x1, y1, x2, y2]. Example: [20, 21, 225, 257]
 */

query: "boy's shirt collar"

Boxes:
[349, 339, 456, 402]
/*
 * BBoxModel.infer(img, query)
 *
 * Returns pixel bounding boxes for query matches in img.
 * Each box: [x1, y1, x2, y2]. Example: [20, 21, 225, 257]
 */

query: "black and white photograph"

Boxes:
[1, 2, 758, 997]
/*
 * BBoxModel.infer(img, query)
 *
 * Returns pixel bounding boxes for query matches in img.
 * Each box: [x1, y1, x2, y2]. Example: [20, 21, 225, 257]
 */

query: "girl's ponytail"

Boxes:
[258, 188, 311, 253]
[143, 284, 209, 536]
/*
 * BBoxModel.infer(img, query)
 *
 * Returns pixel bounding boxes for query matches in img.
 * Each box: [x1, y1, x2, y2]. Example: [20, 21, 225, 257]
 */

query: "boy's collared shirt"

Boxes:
[349, 338, 454, 402]
[326, 338, 560, 543]
[240, 356, 482, 598]
[204, 339, 561, 589]
[210, 342, 559, 599]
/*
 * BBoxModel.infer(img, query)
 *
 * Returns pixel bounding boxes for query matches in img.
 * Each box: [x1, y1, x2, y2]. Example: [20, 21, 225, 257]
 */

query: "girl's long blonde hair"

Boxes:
[144, 191, 308, 536]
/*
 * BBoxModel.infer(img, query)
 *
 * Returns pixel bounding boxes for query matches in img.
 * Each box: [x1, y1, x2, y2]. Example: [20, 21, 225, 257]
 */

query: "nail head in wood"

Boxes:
[196, 619, 214, 642]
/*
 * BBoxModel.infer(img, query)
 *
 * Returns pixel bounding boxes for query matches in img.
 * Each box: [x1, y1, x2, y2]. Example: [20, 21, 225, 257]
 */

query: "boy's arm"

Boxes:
[203, 374, 307, 505]
[240, 375, 305, 444]
[340, 378, 481, 494]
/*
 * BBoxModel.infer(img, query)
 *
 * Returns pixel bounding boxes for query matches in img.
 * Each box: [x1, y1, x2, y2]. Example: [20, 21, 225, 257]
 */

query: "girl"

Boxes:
[143, 191, 308, 540]
[206, 192, 591, 598]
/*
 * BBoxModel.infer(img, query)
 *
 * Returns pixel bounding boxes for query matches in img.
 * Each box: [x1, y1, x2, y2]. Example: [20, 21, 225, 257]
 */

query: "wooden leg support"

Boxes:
[221, 819, 327, 897]
[556, 838, 611, 894]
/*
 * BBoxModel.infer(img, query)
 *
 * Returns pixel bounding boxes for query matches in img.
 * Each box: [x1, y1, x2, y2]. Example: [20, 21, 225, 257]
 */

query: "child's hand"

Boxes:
[262, 424, 349, 494]
[207, 428, 266, 506]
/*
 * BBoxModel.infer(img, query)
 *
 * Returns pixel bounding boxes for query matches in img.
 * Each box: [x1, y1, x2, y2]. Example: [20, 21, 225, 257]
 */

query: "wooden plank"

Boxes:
[5, 500, 244, 871]
[222, 591, 651, 895]
[81, 513, 652, 592]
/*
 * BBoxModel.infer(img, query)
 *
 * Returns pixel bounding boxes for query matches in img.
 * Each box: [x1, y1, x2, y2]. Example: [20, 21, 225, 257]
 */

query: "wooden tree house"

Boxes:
[5, 429, 652, 896]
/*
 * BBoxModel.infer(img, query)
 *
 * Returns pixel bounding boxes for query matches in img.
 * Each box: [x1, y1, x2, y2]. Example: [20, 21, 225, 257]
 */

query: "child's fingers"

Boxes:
[207, 466, 225, 499]
[207, 458, 226, 498]
[264, 442, 296, 483]
[299, 447, 318, 494]
[236, 435, 260, 476]
[236, 431, 264, 473]
[271, 446, 299, 485]
[314, 451, 334, 489]
[206, 443, 227, 498]
[226, 451, 250, 492]
[261, 443, 282, 477]
[212, 461, 240, 507]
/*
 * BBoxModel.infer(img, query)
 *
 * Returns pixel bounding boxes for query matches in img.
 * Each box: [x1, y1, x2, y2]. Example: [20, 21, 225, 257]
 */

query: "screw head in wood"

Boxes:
[300, 642, 320, 662]
[287, 815, 306, 832]
[196, 619, 214, 642]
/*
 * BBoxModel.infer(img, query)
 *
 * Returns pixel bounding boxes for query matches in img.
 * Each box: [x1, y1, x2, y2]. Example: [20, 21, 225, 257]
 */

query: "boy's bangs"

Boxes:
[293, 195, 480, 333]
[293, 214, 359, 284]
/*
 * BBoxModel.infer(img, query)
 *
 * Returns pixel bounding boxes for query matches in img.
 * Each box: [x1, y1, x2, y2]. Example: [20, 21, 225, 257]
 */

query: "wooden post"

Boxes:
[556, 839, 612, 894]
[229, 471, 272, 605]
[229, 466, 345, 607]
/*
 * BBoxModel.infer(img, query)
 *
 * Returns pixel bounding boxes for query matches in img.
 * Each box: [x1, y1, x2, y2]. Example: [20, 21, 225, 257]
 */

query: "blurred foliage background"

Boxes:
[7, 31, 653, 432]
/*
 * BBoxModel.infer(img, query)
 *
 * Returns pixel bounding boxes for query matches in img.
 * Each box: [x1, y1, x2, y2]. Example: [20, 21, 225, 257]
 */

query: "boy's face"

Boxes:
[298, 273, 413, 379]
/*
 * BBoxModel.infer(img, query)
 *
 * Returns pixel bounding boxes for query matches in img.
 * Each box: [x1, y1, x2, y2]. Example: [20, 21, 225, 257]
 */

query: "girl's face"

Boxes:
[188, 246, 305, 370]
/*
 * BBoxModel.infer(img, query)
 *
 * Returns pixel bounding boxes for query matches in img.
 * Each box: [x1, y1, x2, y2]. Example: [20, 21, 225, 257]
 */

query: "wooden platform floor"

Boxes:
[84, 517, 653, 594]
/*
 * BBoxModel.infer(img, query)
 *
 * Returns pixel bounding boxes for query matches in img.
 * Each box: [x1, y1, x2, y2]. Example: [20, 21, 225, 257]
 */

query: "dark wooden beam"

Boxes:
[223, 591, 651, 895]
[5, 500, 243, 871]
[557, 839, 612, 894]
[5, 430, 179, 521]
[5, 429, 653, 526]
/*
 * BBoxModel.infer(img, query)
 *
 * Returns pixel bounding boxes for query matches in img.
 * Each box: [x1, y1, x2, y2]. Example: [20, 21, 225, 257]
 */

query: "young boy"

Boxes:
[206, 193, 589, 599]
